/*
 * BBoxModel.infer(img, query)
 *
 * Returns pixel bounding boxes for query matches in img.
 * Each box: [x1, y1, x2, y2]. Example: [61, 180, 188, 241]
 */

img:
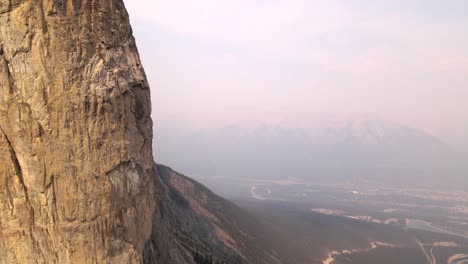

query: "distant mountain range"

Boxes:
[156, 114, 467, 189]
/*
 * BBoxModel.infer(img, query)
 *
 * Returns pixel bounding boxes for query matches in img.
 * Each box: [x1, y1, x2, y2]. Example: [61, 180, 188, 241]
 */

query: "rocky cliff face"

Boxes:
[0, 1, 154, 263]
[0, 1, 287, 264]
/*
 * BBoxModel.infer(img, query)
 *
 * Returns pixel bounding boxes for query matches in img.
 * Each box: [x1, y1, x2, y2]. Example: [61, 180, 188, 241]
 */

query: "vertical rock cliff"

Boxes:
[0, 1, 154, 263]
[0, 1, 290, 264]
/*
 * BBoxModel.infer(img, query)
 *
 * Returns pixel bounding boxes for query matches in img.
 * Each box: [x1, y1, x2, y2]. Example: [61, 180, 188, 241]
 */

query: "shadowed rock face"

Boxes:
[0, 1, 154, 263]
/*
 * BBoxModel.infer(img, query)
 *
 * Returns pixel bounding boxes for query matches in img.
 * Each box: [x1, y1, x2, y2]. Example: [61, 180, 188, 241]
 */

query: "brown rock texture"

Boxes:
[0, 1, 155, 263]
[0, 1, 291, 264]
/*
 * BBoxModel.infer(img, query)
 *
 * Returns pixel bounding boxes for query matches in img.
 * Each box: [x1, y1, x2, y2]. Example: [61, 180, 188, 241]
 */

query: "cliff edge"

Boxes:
[0, 1, 154, 263]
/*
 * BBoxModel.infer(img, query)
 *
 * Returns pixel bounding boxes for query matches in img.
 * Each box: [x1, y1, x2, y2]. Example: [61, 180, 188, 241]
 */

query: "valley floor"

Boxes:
[218, 180, 468, 264]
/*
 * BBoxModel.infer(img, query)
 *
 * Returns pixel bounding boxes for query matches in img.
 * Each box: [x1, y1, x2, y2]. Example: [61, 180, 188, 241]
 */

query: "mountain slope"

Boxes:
[145, 164, 295, 264]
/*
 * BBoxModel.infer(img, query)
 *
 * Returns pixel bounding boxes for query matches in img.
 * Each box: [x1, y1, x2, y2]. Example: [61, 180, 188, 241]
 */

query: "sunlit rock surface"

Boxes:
[0, 1, 154, 262]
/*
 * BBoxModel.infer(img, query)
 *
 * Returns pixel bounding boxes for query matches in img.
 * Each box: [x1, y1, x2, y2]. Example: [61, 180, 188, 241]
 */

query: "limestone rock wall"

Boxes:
[0, 1, 155, 263]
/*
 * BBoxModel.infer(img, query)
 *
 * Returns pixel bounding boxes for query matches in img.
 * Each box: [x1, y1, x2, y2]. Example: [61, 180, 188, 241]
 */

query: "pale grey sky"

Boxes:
[124, 0, 468, 151]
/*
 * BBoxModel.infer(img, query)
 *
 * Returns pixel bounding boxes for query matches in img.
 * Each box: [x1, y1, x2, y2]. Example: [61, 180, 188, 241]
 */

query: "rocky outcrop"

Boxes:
[0, 1, 154, 263]
[0, 1, 290, 264]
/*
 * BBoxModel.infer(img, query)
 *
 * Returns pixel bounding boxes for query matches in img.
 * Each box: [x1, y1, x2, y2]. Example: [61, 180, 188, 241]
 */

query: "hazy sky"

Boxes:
[124, 0, 468, 151]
